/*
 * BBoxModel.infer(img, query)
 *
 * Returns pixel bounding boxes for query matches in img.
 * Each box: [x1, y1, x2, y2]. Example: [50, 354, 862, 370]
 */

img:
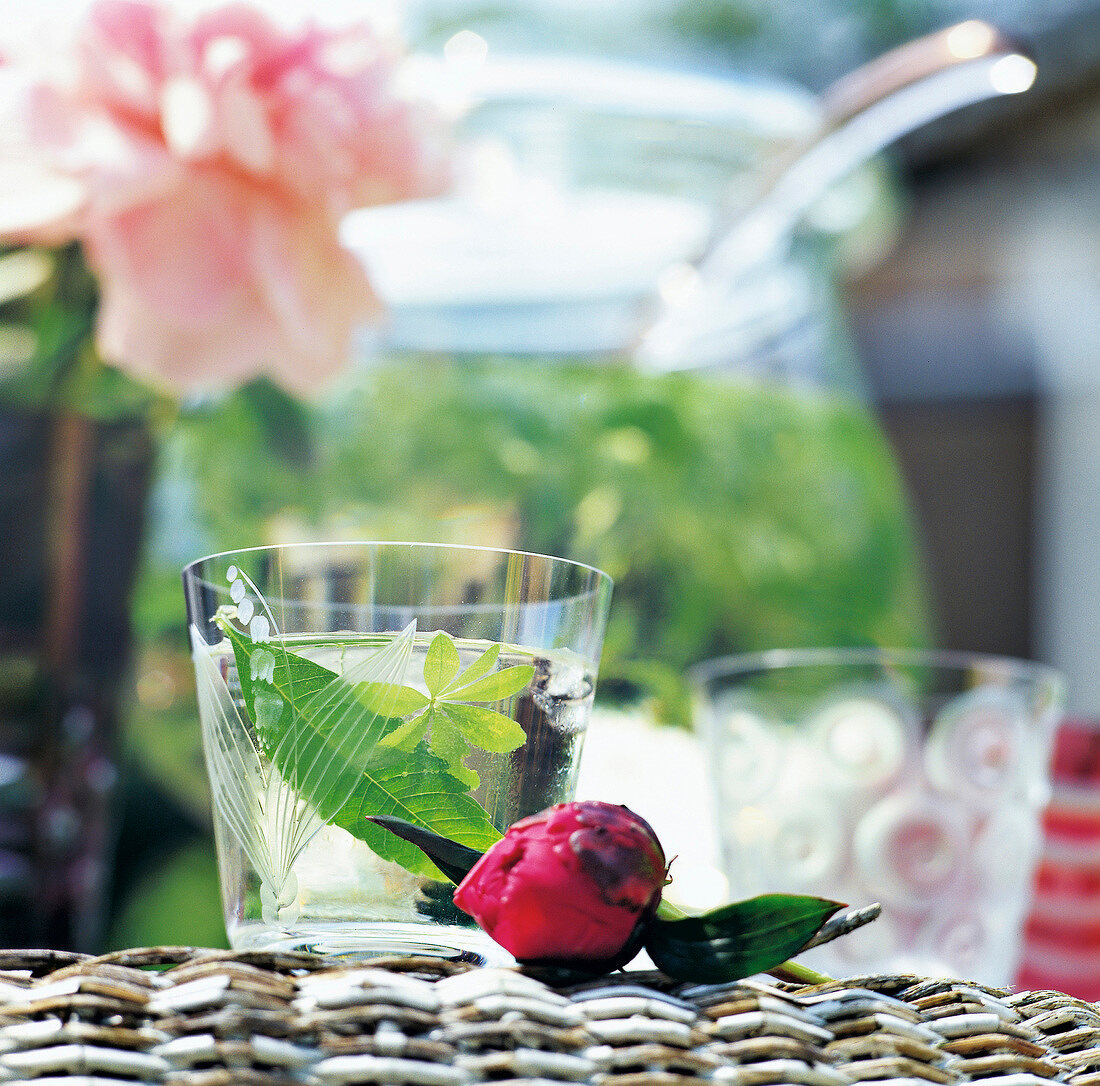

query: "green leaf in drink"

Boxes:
[218, 617, 526, 879]
[330, 745, 503, 878]
[379, 632, 533, 788]
[221, 618, 415, 826]
[423, 630, 462, 695]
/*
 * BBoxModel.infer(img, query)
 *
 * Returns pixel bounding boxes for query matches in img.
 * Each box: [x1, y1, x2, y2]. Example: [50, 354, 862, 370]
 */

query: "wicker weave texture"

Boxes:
[0, 948, 1098, 1084]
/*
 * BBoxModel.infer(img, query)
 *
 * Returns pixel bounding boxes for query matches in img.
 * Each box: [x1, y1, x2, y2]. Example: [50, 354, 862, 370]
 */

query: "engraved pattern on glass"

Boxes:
[191, 566, 415, 926]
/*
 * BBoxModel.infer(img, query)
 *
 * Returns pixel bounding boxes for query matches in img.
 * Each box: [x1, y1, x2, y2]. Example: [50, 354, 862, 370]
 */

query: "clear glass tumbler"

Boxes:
[692, 648, 1064, 984]
[183, 541, 612, 961]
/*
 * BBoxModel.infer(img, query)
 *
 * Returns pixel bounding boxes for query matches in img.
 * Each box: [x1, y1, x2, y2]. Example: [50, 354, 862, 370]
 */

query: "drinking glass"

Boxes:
[183, 541, 612, 961]
[692, 648, 1064, 984]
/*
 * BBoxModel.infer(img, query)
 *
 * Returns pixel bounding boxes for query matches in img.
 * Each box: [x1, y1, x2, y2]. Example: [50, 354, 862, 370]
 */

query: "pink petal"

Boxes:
[79, 0, 176, 123]
[90, 179, 377, 396]
[96, 282, 276, 393]
[249, 199, 377, 355]
[85, 177, 249, 319]
[159, 75, 217, 160]
[218, 79, 275, 174]
[0, 0, 445, 394]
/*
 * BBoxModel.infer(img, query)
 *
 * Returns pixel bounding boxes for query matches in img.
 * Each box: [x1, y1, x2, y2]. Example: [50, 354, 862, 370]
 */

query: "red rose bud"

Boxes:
[452, 801, 667, 962]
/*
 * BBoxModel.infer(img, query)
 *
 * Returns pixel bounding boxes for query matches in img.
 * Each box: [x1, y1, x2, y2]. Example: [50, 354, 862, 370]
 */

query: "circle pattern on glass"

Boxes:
[810, 693, 908, 789]
[926, 687, 1028, 804]
[854, 792, 971, 906]
[714, 703, 783, 802]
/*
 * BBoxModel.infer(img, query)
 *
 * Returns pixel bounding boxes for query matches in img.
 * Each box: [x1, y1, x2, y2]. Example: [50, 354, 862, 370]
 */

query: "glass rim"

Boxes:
[689, 645, 1065, 691]
[182, 539, 613, 591]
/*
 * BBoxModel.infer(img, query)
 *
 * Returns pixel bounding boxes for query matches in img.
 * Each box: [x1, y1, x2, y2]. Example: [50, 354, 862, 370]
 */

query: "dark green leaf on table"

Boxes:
[645, 894, 844, 983]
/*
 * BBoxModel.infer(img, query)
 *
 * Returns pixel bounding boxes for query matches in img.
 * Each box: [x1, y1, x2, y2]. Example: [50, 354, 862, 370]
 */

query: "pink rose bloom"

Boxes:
[0, 0, 446, 395]
[453, 801, 667, 964]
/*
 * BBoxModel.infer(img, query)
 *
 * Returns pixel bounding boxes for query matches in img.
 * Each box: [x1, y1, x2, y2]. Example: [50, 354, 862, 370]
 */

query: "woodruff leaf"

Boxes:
[443, 663, 535, 704]
[223, 621, 413, 825]
[410, 633, 533, 785]
[426, 707, 481, 789]
[359, 682, 430, 719]
[442, 641, 500, 693]
[377, 708, 431, 752]
[644, 894, 843, 983]
[439, 703, 527, 754]
[424, 632, 461, 696]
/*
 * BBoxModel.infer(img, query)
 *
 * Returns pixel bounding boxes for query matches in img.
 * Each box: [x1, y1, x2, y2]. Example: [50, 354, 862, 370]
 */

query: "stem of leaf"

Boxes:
[655, 898, 688, 921]
[767, 959, 833, 986]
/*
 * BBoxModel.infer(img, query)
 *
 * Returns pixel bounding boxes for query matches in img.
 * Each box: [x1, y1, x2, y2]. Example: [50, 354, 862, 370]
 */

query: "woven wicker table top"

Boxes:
[0, 946, 1097, 1085]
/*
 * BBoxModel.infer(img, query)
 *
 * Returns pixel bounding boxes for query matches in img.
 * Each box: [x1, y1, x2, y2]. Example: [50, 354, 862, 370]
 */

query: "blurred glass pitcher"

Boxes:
[344, 23, 1034, 387]
[346, 53, 869, 391]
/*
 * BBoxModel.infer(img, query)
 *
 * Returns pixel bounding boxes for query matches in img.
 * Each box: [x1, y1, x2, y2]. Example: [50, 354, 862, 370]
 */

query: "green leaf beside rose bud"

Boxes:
[643, 893, 844, 984]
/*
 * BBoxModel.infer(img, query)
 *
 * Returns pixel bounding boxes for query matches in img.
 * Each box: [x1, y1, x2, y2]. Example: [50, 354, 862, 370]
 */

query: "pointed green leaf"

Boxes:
[217, 619, 518, 879]
[223, 621, 415, 825]
[365, 815, 486, 885]
[439, 702, 527, 753]
[359, 682, 429, 718]
[424, 632, 461, 696]
[645, 894, 843, 984]
[441, 641, 500, 694]
[377, 708, 431, 752]
[224, 622, 340, 750]
[442, 664, 535, 705]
